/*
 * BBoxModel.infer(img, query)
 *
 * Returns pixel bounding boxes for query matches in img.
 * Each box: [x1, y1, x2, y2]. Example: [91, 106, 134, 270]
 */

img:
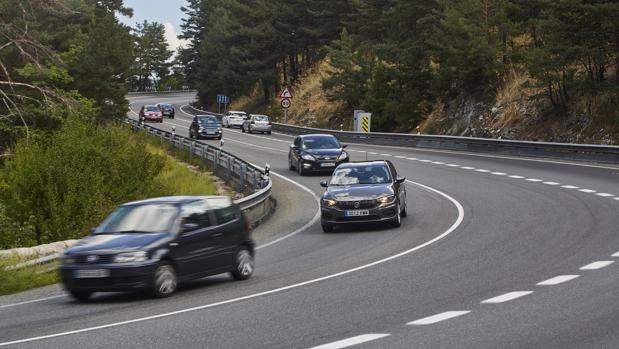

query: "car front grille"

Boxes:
[317, 156, 337, 161]
[75, 254, 115, 265]
[336, 199, 377, 210]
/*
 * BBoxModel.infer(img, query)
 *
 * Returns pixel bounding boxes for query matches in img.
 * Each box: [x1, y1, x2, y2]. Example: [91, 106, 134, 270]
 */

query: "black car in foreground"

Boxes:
[60, 196, 254, 300]
[189, 114, 223, 140]
[288, 134, 349, 175]
[319, 160, 407, 232]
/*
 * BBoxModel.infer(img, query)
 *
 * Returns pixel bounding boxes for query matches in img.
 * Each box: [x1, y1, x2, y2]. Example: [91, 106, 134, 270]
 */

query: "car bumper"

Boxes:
[162, 111, 174, 117]
[143, 115, 163, 121]
[300, 159, 348, 172]
[320, 202, 398, 224]
[197, 130, 222, 138]
[228, 120, 244, 127]
[249, 125, 271, 132]
[60, 262, 158, 292]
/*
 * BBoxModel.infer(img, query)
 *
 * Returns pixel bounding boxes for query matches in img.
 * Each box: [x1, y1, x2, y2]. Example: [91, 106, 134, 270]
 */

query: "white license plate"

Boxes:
[345, 210, 370, 217]
[207, 130, 216, 134]
[320, 163, 336, 167]
[74, 269, 110, 278]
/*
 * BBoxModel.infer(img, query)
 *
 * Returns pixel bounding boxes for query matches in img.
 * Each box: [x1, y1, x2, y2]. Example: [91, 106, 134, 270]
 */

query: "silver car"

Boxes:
[242, 114, 272, 134]
[222, 111, 247, 128]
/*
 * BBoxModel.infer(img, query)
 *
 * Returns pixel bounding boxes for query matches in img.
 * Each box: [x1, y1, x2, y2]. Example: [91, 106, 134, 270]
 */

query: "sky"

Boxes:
[117, 0, 190, 52]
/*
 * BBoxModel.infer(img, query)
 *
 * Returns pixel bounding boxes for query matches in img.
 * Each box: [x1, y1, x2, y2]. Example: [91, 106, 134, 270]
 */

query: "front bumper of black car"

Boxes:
[60, 261, 158, 292]
[197, 129, 222, 138]
[320, 202, 398, 224]
[299, 158, 348, 172]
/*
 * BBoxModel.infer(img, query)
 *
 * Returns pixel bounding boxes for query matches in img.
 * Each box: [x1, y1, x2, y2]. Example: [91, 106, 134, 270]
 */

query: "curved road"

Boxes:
[1, 93, 618, 348]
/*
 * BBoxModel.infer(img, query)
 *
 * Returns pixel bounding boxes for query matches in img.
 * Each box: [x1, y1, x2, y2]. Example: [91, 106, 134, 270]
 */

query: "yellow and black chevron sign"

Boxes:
[361, 116, 370, 132]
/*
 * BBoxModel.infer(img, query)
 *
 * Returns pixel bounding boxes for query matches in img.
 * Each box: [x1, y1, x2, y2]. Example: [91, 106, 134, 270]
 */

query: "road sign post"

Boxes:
[278, 86, 293, 124]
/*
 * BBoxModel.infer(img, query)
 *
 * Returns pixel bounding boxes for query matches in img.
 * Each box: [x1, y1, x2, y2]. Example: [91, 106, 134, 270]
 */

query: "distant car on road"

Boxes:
[241, 114, 272, 134]
[319, 160, 407, 232]
[288, 134, 349, 175]
[222, 111, 247, 128]
[60, 196, 255, 300]
[157, 103, 175, 119]
[139, 105, 163, 123]
[189, 114, 223, 140]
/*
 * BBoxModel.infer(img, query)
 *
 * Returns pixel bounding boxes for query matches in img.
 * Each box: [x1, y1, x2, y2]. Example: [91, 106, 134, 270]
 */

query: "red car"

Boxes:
[139, 105, 163, 123]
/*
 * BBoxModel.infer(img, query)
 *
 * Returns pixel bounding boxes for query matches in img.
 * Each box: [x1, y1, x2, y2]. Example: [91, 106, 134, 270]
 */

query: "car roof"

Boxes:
[122, 196, 231, 206]
[300, 134, 337, 139]
[336, 160, 389, 169]
[228, 110, 246, 114]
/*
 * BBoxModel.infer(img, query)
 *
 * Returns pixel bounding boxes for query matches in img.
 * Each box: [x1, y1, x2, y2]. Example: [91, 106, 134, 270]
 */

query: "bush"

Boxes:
[0, 117, 165, 246]
[0, 203, 37, 248]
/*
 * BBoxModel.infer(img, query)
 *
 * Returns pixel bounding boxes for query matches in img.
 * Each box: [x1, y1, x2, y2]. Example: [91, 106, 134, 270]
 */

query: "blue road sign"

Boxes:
[217, 95, 230, 104]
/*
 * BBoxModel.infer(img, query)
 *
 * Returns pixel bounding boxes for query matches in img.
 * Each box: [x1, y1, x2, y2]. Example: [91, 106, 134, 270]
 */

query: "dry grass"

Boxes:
[492, 69, 536, 128]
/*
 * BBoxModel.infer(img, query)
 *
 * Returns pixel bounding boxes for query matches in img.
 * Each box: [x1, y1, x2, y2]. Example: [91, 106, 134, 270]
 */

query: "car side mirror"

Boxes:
[396, 176, 406, 184]
[320, 179, 328, 188]
[342, 144, 348, 148]
[290, 144, 297, 150]
[181, 223, 198, 233]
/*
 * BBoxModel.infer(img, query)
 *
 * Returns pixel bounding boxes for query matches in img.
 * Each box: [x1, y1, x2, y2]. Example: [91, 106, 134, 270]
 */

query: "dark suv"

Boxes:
[60, 196, 254, 300]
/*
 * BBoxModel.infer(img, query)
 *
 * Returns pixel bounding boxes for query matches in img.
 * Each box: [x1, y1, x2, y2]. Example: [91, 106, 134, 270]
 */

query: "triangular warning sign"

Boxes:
[279, 87, 293, 99]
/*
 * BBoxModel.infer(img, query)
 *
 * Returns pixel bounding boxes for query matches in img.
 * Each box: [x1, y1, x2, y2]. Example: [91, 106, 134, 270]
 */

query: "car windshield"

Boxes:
[253, 115, 268, 121]
[146, 106, 159, 112]
[303, 136, 340, 149]
[94, 204, 179, 234]
[198, 117, 218, 125]
[330, 165, 391, 185]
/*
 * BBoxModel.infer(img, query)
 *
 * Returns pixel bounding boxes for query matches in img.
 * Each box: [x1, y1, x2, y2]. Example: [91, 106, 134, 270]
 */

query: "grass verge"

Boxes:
[0, 255, 59, 296]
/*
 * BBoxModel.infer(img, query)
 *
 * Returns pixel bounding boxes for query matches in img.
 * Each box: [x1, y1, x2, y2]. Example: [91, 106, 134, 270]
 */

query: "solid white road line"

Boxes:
[481, 291, 533, 304]
[561, 185, 579, 189]
[0, 295, 65, 309]
[0, 180, 465, 347]
[536, 275, 580, 286]
[579, 261, 614, 270]
[308, 334, 391, 349]
[406, 311, 471, 326]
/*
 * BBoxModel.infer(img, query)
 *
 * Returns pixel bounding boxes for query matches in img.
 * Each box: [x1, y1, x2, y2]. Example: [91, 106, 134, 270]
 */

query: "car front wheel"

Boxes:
[151, 262, 177, 298]
[391, 205, 402, 228]
[230, 247, 254, 281]
[401, 196, 408, 218]
[297, 160, 306, 176]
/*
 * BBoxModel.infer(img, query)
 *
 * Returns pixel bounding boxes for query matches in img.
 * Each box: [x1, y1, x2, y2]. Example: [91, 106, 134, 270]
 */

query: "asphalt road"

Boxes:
[1, 92, 618, 349]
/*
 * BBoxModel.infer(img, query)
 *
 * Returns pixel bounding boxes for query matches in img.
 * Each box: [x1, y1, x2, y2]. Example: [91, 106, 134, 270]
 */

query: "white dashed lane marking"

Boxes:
[508, 175, 525, 179]
[491, 172, 507, 175]
[537, 275, 580, 286]
[578, 189, 596, 193]
[481, 291, 533, 304]
[543, 181, 561, 185]
[446, 164, 460, 167]
[309, 334, 391, 349]
[461, 166, 475, 170]
[525, 178, 543, 182]
[595, 193, 614, 197]
[407, 311, 471, 326]
[579, 261, 614, 270]
[475, 169, 490, 173]
[561, 185, 579, 189]
[612, 251, 619, 257]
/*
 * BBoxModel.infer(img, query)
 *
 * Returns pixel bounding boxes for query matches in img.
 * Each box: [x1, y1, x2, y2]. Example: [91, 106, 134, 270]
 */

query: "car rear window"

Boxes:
[146, 106, 160, 112]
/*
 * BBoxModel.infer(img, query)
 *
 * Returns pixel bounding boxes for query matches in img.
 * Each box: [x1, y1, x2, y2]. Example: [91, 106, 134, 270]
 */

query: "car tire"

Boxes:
[288, 156, 295, 171]
[401, 196, 408, 218]
[68, 289, 92, 301]
[321, 223, 334, 233]
[391, 205, 402, 228]
[267, 131, 272, 135]
[297, 160, 306, 176]
[241, 126, 246, 133]
[188, 130, 194, 139]
[151, 262, 177, 298]
[217, 135, 222, 140]
[230, 246, 254, 281]
[248, 127, 253, 134]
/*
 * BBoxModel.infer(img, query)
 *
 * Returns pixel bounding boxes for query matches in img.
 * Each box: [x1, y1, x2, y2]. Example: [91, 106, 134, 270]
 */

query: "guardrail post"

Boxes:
[226, 156, 231, 181]
[239, 163, 246, 189]
[189, 141, 194, 161]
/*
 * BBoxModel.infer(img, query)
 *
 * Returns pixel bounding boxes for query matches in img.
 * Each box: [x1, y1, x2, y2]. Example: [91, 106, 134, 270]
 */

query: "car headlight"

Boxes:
[377, 195, 395, 205]
[62, 254, 76, 264]
[338, 152, 348, 161]
[198, 127, 204, 131]
[301, 154, 316, 161]
[322, 198, 337, 207]
[114, 251, 148, 263]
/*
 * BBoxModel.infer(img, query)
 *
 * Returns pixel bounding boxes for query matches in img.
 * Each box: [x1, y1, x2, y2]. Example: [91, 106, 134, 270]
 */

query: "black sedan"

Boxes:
[288, 134, 349, 175]
[60, 196, 255, 300]
[319, 160, 407, 232]
[157, 103, 175, 118]
[189, 114, 223, 140]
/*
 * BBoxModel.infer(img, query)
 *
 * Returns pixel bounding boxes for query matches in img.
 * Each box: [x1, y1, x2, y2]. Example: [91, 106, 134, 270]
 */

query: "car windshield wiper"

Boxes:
[103, 230, 158, 234]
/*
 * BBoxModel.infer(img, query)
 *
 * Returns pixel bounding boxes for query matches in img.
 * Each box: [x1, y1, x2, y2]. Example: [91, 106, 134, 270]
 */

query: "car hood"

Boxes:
[304, 149, 342, 157]
[324, 184, 393, 201]
[65, 232, 171, 254]
[198, 123, 220, 128]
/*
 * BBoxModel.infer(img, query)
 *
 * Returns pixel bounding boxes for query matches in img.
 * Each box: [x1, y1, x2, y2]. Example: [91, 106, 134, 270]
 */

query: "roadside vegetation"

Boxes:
[0, 255, 59, 295]
[182, 0, 618, 143]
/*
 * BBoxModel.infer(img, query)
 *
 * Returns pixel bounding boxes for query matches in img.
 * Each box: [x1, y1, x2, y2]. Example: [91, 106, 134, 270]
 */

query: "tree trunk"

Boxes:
[282, 57, 287, 84]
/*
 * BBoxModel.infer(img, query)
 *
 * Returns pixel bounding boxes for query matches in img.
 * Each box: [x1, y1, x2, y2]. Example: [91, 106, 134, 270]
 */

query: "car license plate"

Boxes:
[320, 162, 336, 167]
[207, 130, 216, 134]
[345, 210, 370, 217]
[74, 269, 110, 278]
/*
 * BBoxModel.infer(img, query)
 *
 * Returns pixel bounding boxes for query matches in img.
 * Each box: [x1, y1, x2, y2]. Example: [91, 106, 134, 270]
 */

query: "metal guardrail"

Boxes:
[127, 90, 197, 96]
[272, 123, 619, 164]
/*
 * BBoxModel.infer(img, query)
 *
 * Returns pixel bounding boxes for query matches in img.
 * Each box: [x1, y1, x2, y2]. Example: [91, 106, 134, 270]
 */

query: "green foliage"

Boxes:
[0, 117, 166, 245]
[0, 203, 37, 249]
[0, 255, 59, 296]
[132, 21, 174, 91]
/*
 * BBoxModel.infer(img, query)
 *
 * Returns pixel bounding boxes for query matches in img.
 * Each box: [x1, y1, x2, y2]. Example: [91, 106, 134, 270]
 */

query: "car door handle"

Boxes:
[170, 242, 179, 246]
